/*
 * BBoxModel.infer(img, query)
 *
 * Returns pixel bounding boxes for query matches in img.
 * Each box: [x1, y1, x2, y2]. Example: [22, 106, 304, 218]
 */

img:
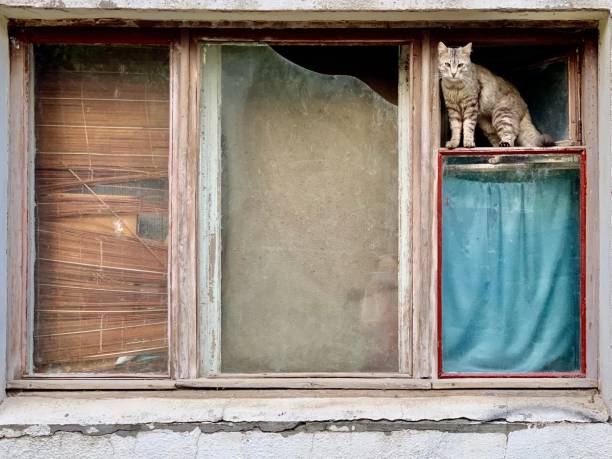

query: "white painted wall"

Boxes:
[0, 2, 611, 458]
[0, 17, 8, 403]
[598, 15, 612, 413]
[3, 424, 612, 459]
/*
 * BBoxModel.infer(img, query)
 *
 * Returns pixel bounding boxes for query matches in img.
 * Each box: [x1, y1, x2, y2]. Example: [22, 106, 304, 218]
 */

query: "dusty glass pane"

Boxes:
[33, 45, 169, 374]
[441, 154, 581, 374]
[511, 60, 569, 142]
[206, 45, 399, 372]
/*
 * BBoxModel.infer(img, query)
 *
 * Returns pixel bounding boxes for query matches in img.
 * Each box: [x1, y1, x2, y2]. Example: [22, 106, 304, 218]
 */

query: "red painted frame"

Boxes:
[437, 147, 587, 378]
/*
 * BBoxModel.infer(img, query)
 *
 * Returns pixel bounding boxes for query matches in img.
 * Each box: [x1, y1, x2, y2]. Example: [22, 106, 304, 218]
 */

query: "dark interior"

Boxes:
[272, 45, 399, 105]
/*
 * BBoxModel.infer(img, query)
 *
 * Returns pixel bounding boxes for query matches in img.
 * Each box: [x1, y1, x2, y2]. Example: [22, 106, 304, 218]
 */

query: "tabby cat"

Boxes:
[438, 42, 554, 148]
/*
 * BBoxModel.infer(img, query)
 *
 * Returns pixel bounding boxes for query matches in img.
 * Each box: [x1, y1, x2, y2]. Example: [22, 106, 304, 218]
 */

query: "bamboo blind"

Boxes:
[33, 45, 169, 374]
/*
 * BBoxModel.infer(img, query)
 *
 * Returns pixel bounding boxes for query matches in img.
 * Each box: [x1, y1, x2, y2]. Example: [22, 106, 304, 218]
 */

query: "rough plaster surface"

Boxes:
[0, 423, 612, 459]
[0, 392, 605, 457]
[0, 1, 610, 22]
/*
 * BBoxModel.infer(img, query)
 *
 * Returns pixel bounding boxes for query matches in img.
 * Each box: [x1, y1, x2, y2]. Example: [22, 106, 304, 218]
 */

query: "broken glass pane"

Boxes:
[203, 44, 400, 372]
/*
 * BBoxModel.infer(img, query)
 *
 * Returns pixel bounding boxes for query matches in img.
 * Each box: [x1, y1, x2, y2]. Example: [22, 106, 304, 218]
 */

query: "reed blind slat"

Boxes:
[33, 45, 170, 374]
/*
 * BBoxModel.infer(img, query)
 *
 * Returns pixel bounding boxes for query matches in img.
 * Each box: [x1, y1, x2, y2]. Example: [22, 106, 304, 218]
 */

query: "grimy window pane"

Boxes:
[33, 45, 169, 374]
[511, 59, 569, 142]
[441, 154, 581, 374]
[208, 45, 399, 372]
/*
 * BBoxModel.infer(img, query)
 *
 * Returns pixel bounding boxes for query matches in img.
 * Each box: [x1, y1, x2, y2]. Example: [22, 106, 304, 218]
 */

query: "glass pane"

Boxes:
[512, 60, 569, 142]
[441, 154, 581, 374]
[33, 45, 169, 374]
[205, 44, 399, 373]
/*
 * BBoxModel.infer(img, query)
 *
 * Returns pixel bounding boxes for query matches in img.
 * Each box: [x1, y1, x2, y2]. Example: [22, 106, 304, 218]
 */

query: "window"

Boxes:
[439, 44, 581, 148]
[438, 149, 585, 377]
[200, 44, 401, 374]
[32, 45, 170, 375]
[6, 27, 599, 389]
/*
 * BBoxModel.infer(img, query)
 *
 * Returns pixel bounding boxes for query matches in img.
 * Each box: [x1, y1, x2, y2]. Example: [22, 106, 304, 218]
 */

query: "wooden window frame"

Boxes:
[425, 30, 600, 386]
[196, 37, 416, 379]
[5, 26, 600, 391]
[6, 29, 193, 385]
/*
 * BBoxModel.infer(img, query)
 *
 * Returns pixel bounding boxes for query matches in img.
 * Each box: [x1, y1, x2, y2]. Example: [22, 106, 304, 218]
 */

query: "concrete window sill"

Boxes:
[0, 389, 607, 437]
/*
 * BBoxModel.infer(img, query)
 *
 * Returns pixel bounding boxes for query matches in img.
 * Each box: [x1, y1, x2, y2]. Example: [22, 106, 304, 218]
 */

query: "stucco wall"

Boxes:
[2, 423, 612, 459]
[0, 16, 7, 403]
[0, 2, 612, 458]
[0, 390, 607, 458]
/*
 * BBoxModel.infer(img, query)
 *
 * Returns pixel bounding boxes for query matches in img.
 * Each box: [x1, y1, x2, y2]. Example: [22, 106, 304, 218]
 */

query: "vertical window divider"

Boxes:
[568, 47, 581, 144]
[581, 37, 598, 379]
[398, 43, 413, 375]
[7, 38, 32, 380]
[412, 32, 438, 379]
[170, 31, 199, 379]
[26, 43, 36, 377]
[198, 43, 223, 376]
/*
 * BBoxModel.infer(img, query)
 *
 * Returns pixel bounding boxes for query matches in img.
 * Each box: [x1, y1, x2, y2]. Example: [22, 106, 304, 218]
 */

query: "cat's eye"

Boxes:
[457, 63, 464, 68]
[445, 62, 451, 67]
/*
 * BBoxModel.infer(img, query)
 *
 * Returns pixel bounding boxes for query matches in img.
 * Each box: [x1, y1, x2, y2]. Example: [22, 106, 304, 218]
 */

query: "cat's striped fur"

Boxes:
[438, 42, 554, 148]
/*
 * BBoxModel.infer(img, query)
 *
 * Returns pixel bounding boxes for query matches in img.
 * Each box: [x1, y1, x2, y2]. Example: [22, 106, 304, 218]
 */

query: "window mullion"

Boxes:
[7, 39, 32, 380]
[170, 32, 199, 379]
[398, 44, 413, 374]
[411, 32, 438, 379]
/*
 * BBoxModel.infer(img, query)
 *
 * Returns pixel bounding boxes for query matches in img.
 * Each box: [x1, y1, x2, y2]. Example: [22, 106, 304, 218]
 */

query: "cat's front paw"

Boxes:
[499, 141, 511, 147]
[463, 139, 475, 148]
[446, 139, 460, 149]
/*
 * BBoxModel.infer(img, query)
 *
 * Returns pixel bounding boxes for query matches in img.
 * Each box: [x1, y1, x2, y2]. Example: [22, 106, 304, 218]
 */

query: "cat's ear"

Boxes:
[438, 42, 448, 54]
[462, 42, 473, 55]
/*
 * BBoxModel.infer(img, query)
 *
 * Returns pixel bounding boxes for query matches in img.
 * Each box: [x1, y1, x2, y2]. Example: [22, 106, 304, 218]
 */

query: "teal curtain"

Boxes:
[441, 164, 581, 373]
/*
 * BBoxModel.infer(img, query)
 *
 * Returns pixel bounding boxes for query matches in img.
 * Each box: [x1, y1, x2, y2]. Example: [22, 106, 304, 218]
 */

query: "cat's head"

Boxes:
[437, 42, 473, 81]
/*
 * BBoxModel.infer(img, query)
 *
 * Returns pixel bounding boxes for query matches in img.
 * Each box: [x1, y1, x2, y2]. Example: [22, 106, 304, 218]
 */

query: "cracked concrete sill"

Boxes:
[0, 389, 606, 434]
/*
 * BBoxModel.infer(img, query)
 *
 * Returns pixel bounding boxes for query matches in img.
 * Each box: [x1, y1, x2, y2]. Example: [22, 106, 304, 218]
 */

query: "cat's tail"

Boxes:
[519, 114, 556, 147]
[538, 133, 556, 147]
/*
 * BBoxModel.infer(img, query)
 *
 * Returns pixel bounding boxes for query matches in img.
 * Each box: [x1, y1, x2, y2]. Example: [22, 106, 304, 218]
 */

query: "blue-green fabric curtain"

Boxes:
[441, 166, 580, 373]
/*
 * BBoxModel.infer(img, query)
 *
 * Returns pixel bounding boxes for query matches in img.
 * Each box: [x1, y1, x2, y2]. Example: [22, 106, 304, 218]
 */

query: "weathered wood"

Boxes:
[169, 31, 198, 379]
[203, 372, 426, 378]
[412, 32, 436, 379]
[199, 43, 223, 376]
[10, 27, 178, 45]
[428, 36, 442, 380]
[432, 378, 598, 389]
[398, 44, 413, 375]
[581, 38, 598, 380]
[439, 146, 587, 154]
[177, 378, 432, 390]
[430, 28, 597, 46]
[9, 21, 601, 32]
[7, 40, 32, 380]
[7, 379, 175, 390]
[567, 47, 581, 144]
